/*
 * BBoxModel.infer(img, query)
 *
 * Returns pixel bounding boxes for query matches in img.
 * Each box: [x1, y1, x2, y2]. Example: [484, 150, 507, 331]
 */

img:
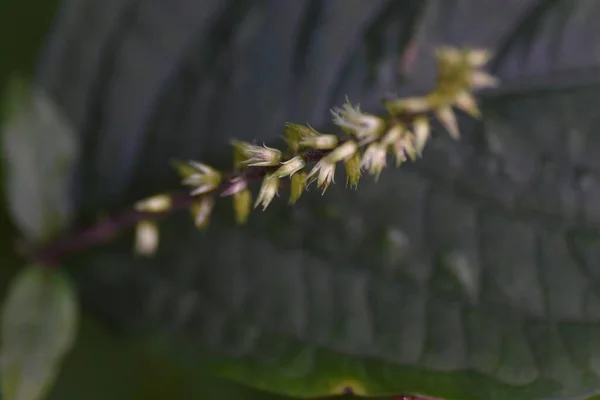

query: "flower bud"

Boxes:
[412, 116, 430, 155]
[178, 161, 222, 195]
[191, 196, 214, 229]
[435, 47, 462, 67]
[381, 124, 405, 147]
[306, 159, 336, 193]
[469, 70, 499, 89]
[344, 153, 362, 189]
[134, 220, 159, 256]
[255, 174, 280, 210]
[331, 101, 384, 140]
[385, 96, 432, 114]
[220, 176, 248, 197]
[392, 134, 417, 166]
[454, 90, 480, 118]
[134, 194, 172, 213]
[289, 172, 307, 204]
[284, 123, 319, 152]
[435, 106, 459, 140]
[231, 140, 252, 169]
[233, 188, 252, 224]
[465, 49, 492, 68]
[325, 140, 358, 163]
[361, 143, 387, 180]
[240, 143, 282, 167]
[299, 134, 338, 150]
[271, 156, 306, 179]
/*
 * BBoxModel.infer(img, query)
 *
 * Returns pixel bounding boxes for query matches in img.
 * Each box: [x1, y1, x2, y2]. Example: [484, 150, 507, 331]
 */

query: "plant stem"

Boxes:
[34, 148, 332, 266]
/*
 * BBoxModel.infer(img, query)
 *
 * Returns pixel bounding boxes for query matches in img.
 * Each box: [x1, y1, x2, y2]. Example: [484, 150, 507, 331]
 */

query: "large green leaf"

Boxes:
[34, 0, 600, 399]
[1, 266, 78, 400]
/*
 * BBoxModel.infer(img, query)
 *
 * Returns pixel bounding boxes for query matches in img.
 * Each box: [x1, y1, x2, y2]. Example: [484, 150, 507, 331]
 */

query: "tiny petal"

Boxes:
[135, 194, 172, 213]
[465, 49, 492, 67]
[191, 196, 215, 229]
[469, 70, 499, 89]
[306, 159, 336, 193]
[361, 143, 387, 180]
[454, 90, 481, 118]
[435, 106, 460, 140]
[241, 143, 282, 167]
[289, 171, 307, 204]
[393, 134, 417, 166]
[233, 188, 252, 224]
[386, 96, 432, 114]
[190, 184, 217, 196]
[404, 138, 418, 161]
[134, 220, 159, 256]
[381, 124, 405, 147]
[255, 174, 280, 210]
[299, 134, 338, 149]
[412, 116, 430, 155]
[271, 156, 306, 179]
[325, 140, 358, 163]
[392, 140, 407, 167]
[220, 176, 248, 197]
[344, 153, 362, 189]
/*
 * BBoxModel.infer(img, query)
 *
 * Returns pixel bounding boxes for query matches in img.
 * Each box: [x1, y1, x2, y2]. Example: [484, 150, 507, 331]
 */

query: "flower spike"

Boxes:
[164, 46, 498, 230]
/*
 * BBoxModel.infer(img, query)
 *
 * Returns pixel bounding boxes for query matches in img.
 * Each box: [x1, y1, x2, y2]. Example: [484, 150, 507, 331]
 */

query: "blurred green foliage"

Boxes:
[0, 0, 59, 97]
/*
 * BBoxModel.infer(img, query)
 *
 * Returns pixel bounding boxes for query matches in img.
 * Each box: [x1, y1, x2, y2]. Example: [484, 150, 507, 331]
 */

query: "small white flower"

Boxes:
[181, 161, 222, 195]
[134, 194, 172, 212]
[255, 174, 280, 210]
[241, 143, 282, 167]
[306, 159, 336, 193]
[325, 140, 358, 163]
[271, 156, 306, 179]
[331, 101, 383, 140]
[361, 143, 387, 180]
[220, 176, 248, 197]
[134, 220, 159, 256]
[299, 134, 339, 149]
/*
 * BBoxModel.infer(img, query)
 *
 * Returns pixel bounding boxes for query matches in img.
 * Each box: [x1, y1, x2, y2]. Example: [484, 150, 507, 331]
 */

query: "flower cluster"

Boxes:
[132, 47, 498, 256]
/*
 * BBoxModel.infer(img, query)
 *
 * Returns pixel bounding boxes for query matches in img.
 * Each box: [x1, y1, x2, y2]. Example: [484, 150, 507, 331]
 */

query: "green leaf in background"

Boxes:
[1, 266, 78, 400]
[1, 77, 77, 240]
